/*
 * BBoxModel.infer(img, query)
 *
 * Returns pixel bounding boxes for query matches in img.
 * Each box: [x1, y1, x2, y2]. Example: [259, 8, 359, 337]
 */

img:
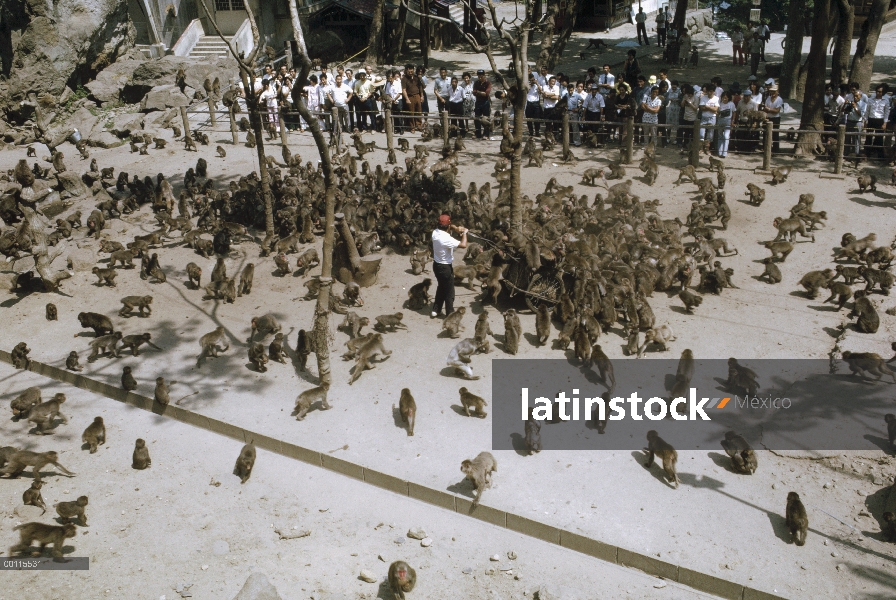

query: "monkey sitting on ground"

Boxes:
[245, 131, 256, 148]
[46, 303, 57, 321]
[197, 326, 229, 366]
[442, 307, 466, 338]
[388, 561, 417, 599]
[55, 495, 88, 526]
[398, 388, 416, 436]
[727, 357, 759, 396]
[269, 333, 287, 363]
[720, 431, 757, 474]
[216, 145, 226, 158]
[234, 442, 256, 483]
[250, 314, 281, 341]
[8, 522, 77, 557]
[375, 312, 407, 332]
[785, 492, 808, 546]
[248, 343, 268, 372]
[11, 342, 31, 369]
[644, 430, 679, 488]
[293, 383, 331, 420]
[461, 451, 498, 508]
[459, 386, 488, 418]
[81, 417, 105, 453]
[407, 278, 432, 310]
[760, 257, 783, 284]
[745, 182, 765, 205]
[503, 309, 522, 355]
[295, 330, 312, 371]
[121, 366, 137, 391]
[132, 438, 151, 469]
[22, 481, 46, 514]
[883, 511, 896, 543]
[66, 351, 84, 372]
[770, 165, 792, 184]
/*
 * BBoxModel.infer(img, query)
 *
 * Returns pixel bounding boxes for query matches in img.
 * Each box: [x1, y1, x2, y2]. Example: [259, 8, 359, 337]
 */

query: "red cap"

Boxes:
[438, 214, 451, 226]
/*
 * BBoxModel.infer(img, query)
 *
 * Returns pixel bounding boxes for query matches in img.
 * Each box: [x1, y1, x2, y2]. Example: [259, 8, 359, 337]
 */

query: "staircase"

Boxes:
[136, 44, 153, 59]
[448, 1, 464, 26]
[188, 36, 234, 59]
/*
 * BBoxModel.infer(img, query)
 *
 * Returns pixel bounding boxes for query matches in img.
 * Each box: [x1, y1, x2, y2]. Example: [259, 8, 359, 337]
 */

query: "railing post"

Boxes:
[835, 124, 846, 175]
[207, 96, 217, 126]
[623, 116, 635, 164]
[229, 104, 238, 145]
[331, 106, 341, 153]
[279, 105, 289, 146]
[179, 106, 191, 141]
[284, 40, 292, 69]
[385, 105, 395, 162]
[562, 111, 571, 158]
[763, 121, 773, 170]
[689, 120, 701, 168]
[441, 109, 450, 146]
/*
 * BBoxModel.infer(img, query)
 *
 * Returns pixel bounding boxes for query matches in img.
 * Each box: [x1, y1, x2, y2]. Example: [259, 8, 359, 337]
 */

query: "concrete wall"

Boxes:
[171, 18, 204, 56]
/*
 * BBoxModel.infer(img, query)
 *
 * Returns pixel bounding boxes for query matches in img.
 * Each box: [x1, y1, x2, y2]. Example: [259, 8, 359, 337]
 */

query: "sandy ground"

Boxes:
[2, 13, 896, 600]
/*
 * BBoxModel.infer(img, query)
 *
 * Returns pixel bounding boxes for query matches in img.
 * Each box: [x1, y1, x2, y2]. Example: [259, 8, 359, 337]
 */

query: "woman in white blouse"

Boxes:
[715, 90, 736, 158]
[698, 84, 719, 155]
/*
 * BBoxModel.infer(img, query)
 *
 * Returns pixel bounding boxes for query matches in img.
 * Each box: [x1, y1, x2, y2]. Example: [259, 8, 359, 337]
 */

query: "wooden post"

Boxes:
[763, 121, 773, 170]
[229, 104, 238, 145]
[689, 120, 701, 168]
[562, 111, 571, 158]
[284, 40, 293, 69]
[279, 105, 289, 146]
[179, 106, 191, 141]
[623, 116, 635, 164]
[385, 105, 395, 157]
[441, 109, 449, 146]
[835, 124, 846, 175]
[207, 96, 217, 126]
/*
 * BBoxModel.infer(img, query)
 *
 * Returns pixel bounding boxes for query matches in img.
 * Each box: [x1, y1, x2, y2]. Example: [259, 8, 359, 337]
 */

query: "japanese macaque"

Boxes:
[66, 351, 83, 372]
[293, 383, 331, 420]
[27, 393, 68, 434]
[234, 442, 256, 483]
[46, 303, 58, 321]
[524, 407, 542, 454]
[132, 438, 151, 469]
[10, 387, 41, 418]
[398, 388, 416, 436]
[407, 278, 432, 310]
[721, 431, 757, 474]
[461, 451, 497, 508]
[0, 450, 75, 481]
[248, 343, 268, 372]
[503, 309, 521, 355]
[458, 386, 488, 418]
[644, 430, 679, 488]
[348, 333, 391, 385]
[268, 332, 288, 363]
[760, 258, 782, 284]
[340, 312, 369, 339]
[11, 342, 31, 369]
[388, 560, 417, 599]
[442, 307, 466, 338]
[81, 417, 105, 453]
[22, 480, 46, 514]
[375, 312, 407, 332]
[840, 351, 896, 382]
[8, 522, 77, 557]
[785, 492, 808, 546]
[121, 366, 137, 391]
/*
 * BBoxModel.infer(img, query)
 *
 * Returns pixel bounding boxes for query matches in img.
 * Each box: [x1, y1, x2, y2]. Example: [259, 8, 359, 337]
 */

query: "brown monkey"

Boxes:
[644, 430, 679, 488]
[770, 165, 791, 184]
[388, 561, 417, 599]
[799, 269, 834, 299]
[9, 522, 77, 557]
[22, 481, 46, 514]
[55, 496, 88, 526]
[459, 387, 488, 418]
[293, 383, 331, 420]
[375, 312, 407, 332]
[148, 266, 166, 283]
[591, 344, 615, 391]
[785, 492, 808, 546]
[823, 281, 853, 310]
[186, 262, 202, 288]
[234, 442, 256, 483]
[237, 263, 254, 296]
[678, 289, 703, 313]
[773, 216, 814, 243]
[340, 312, 369, 339]
[407, 278, 432, 310]
[245, 131, 256, 148]
[676, 164, 698, 185]
[342, 281, 363, 307]
[727, 357, 759, 396]
[88, 332, 123, 360]
[398, 388, 416, 436]
[46, 303, 58, 321]
[269, 333, 287, 363]
[764, 240, 794, 262]
[92, 267, 118, 287]
[273, 252, 290, 276]
[109, 249, 136, 268]
[883, 512, 896, 543]
[461, 451, 497, 507]
[841, 351, 896, 382]
[154, 377, 170, 406]
[10, 387, 42, 418]
[11, 342, 31, 369]
[474, 310, 492, 342]
[119, 295, 153, 317]
[524, 407, 542, 454]
[197, 326, 229, 365]
[721, 431, 757, 474]
[248, 343, 268, 372]
[121, 333, 160, 356]
[81, 417, 105, 453]
[761, 257, 782, 284]
[0, 450, 75, 481]
[857, 173, 877, 193]
[295, 329, 313, 370]
[251, 314, 282, 341]
[638, 324, 676, 357]
[850, 290, 880, 333]
[216, 145, 226, 158]
[745, 182, 765, 205]
[121, 366, 137, 391]
[442, 307, 466, 338]
[66, 351, 83, 372]
[348, 333, 391, 385]
[27, 394, 68, 434]
[574, 322, 592, 364]
[132, 438, 151, 469]
[534, 303, 551, 345]
[51, 151, 66, 173]
[503, 309, 521, 355]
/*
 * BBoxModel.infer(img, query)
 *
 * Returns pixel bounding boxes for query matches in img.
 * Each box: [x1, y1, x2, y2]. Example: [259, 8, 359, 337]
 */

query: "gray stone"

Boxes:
[86, 130, 126, 149]
[56, 171, 88, 197]
[0, 271, 17, 291]
[13, 505, 45, 519]
[125, 56, 236, 105]
[141, 85, 195, 112]
[359, 569, 377, 583]
[109, 113, 144, 138]
[232, 573, 283, 600]
[66, 248, 96, 272]
[68, 107, 102, 140]
[86, 55, 144, 105]
[407, 527, 426, 540]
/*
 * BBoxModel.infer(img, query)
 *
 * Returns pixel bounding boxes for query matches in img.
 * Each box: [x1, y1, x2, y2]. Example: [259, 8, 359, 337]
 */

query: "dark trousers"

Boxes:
[433, 262, 455, 315]
[637, 22, 649, 44]
[865, 117, 885, 158]
[750, 52, 760, 76]
[657, 28, 666, 46]
[474, 101, 491, 138]
[448, 101, 466, 135]
[769, 116, 781, 153]
[526, 101, 542, 135]
[356, 98, 376, 131]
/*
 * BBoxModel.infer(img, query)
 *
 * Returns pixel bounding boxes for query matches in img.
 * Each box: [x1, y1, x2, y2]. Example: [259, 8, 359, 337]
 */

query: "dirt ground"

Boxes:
[2, 14, 896, 600]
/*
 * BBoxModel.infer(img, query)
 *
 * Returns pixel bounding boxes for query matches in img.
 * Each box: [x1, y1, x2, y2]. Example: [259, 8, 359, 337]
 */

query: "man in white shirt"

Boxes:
[635, 7, 649, 46]
[433, 67, 452, 114]
[597, 64, 615, 96]
[864, 85, 890, 159]
[754, 21, 770, 61]
[542, 75, 561, 134]
[431, 213, 468, 318]
[328, 74, 353, 133]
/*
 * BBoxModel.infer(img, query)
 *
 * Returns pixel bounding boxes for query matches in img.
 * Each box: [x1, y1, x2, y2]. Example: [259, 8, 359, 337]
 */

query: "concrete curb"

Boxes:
[0, 351, 789, 600]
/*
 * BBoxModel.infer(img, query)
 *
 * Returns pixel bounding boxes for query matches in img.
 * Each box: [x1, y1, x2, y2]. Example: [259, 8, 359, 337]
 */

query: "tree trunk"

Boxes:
[541, 0, 579, 73]
[366, 0, 386, 65]
[420, 0, 429, 67]
[390, 2, 408, 63]
[289, 0, 309, 56]
[534, 3, 559, 71]
[830, 0, 853, 87]
[21, 207, 72, 292]
[779, 0, 806, 98]
[242, 78, 275, 238]
[849, 0, 889, 90]
[795, 0, 833, 155]
[671, 0, 688, 36]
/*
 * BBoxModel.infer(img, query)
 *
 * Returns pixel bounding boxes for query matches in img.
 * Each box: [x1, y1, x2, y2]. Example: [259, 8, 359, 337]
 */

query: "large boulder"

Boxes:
[232, 573, 283, 600]
[123, 55, 236, 104]
[85, 50, 146, 106]
[109, 113, 145, 138]
[3, 0, 135, 107]
[141, 84, 195, 111]
[56, 171, 88, 197]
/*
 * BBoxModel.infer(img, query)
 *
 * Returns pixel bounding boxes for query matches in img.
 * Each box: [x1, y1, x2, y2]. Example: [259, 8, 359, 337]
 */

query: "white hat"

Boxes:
[765, 77, 774, 85]
[358, 69, 367, 75]
[747, 75, 757, 81]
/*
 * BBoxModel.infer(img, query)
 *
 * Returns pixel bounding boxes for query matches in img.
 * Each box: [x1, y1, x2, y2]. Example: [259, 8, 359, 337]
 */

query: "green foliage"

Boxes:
[711, 0, 812, 34]
[61, 86, 89, 111]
